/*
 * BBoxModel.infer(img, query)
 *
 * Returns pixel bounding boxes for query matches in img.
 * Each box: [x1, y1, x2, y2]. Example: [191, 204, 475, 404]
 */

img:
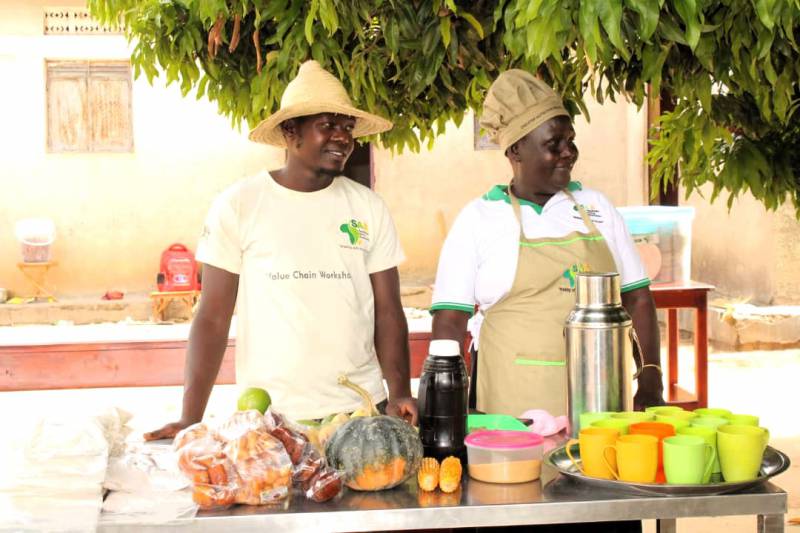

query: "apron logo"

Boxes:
[562, 262, 591, 288]
[339, 219, 370, 245]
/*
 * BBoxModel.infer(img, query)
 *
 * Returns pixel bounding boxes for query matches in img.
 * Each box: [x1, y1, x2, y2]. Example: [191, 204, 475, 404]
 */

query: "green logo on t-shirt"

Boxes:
[340, 219, 370, 245]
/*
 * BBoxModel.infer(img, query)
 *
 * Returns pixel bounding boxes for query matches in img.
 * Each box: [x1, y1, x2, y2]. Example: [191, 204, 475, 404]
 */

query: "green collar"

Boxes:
[482, 182, 583, 214]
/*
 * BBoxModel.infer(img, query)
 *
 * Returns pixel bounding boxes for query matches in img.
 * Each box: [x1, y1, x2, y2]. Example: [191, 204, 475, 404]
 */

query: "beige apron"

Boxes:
[476, 188, 617, 417]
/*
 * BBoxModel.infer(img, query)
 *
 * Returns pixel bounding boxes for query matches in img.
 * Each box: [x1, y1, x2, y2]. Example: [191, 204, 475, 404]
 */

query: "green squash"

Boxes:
[324, 375, 423, 491]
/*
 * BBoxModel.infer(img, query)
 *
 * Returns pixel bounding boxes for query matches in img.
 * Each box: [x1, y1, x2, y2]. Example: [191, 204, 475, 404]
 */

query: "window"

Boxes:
[46, 61, 133, 152]
[473, 114, 499, 150]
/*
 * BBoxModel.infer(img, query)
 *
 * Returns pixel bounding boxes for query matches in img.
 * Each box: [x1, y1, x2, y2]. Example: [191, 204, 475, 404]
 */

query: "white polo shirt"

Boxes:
[196, 171, 405, 420]
[431, 182, 649, 348]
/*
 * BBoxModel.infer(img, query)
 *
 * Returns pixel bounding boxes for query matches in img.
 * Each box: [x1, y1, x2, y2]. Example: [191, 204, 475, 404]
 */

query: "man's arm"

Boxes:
[622, 286, 665, 410]
[144, 264, 239, 440]
[370, 267, 417, 425]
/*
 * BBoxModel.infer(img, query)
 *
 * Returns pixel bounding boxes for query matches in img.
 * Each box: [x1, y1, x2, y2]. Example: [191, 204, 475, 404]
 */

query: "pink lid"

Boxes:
[465, 430, 544, 450]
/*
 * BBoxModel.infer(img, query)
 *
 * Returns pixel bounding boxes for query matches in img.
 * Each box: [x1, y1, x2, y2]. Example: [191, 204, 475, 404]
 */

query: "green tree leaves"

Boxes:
[89, 0, 800, 214]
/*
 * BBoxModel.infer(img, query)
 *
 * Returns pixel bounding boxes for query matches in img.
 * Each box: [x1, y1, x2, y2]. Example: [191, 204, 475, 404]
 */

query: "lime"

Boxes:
[237, 387, 271, 414]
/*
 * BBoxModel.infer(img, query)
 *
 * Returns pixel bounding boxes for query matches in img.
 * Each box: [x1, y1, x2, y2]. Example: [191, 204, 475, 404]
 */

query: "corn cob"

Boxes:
[417, 457, 440, 492]
[439, 456, 462, 493]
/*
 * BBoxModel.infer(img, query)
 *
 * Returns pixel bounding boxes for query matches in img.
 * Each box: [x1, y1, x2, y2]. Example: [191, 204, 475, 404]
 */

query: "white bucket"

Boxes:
[15, 218, 55, 263]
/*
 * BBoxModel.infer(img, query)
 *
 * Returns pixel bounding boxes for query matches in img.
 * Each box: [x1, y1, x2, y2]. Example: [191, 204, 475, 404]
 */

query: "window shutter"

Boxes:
[47, 62, 89, 152]
[88, 63, 133, 151]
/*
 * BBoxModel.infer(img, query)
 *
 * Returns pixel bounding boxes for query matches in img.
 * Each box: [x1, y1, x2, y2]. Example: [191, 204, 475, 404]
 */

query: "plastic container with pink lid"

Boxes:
[464, 430, 545, 483]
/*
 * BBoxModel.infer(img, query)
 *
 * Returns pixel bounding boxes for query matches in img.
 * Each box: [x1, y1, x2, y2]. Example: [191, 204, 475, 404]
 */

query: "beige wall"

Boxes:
[687, 185, 800, 305]
[0, 0, 283, 297]
[1, 0, 648, 297]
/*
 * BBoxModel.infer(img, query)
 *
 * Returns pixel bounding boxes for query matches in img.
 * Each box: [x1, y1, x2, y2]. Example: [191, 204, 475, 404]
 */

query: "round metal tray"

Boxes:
[545, 443, 790, 496]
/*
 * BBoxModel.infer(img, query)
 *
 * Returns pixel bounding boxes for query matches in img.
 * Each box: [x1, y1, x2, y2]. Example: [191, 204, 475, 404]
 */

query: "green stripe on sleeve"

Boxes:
[429, 302, 476, 316]
[514, 358, 567, 366]
[621, 278, 651, 293]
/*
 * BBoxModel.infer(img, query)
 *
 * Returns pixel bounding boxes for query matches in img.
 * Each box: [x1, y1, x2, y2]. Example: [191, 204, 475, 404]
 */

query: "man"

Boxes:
[146, 61, 417, 440]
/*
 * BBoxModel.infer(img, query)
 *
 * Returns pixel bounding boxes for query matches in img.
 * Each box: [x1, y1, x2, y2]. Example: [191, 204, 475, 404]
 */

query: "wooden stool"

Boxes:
[149, 290, 199, 322]
[16, 261, 58, 301]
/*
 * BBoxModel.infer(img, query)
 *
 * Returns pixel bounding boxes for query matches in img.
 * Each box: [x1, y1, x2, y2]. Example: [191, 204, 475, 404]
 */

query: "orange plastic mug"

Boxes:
[629, 421, 676, 483]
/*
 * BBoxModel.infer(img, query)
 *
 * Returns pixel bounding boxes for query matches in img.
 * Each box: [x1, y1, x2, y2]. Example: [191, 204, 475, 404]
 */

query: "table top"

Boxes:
[98, 462, 787, 532]
[650, 280, 715, 292]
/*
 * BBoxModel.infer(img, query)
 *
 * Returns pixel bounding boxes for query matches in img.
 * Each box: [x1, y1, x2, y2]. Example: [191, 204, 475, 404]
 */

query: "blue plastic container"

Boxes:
[617, 206, 695, 285]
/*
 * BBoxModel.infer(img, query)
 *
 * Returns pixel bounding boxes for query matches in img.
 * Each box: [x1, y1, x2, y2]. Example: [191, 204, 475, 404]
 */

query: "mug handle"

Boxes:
[602, 445, 620, 480]
[565, 439, 585, 475]
[703, 443, 716, 482]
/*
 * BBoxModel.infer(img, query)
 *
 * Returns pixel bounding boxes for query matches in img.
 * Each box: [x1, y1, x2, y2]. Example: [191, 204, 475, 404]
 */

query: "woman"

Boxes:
[431, 69, 664, 418]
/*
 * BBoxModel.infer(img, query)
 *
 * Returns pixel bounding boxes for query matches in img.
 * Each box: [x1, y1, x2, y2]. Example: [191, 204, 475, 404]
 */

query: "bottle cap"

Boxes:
[428, 339, 461, 357]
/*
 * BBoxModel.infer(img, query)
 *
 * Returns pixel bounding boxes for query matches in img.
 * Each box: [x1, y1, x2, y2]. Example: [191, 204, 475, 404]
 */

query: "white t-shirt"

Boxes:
[431, 182, 649, 348]
[196, 171, 405, 420]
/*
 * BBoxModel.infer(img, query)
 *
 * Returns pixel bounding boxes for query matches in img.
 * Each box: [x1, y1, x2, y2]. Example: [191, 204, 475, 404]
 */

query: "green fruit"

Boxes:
[237, 387, 271, 414]
[297, 419, 321, 427]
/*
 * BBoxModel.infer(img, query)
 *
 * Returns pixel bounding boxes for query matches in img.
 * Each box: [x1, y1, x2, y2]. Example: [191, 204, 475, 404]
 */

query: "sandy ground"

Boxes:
[0, 337, 797, 531]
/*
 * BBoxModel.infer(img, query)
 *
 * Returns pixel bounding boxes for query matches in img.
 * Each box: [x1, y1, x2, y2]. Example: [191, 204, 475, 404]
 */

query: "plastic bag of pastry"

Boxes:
[215, 410, 267, 441]
[172, 422, 215, 451]
[175, 437, 237, 510]
[292, 446, 324, 484]
[269, 425, 311, 465]
[224, 430, 292, 505]
[303, 466, 344, 503]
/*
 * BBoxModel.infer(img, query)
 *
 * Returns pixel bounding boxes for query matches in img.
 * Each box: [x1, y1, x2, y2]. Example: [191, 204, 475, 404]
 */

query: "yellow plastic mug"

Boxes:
[717, 425, 769, 482]
[602, 434, 659, 483]
[566, 427, 620, 480]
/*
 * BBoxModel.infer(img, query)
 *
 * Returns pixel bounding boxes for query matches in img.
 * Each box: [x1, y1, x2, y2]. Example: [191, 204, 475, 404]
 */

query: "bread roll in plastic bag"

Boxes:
[224, 430, 292, 505]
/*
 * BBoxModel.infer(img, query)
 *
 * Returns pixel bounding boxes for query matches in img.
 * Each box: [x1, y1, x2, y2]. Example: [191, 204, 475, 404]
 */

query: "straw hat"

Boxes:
[480, 69, 569, 152]
[248, 60, 393, 147]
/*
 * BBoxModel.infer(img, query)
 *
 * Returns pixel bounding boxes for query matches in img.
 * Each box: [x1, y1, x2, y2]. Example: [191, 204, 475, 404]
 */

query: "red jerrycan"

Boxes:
[157, 243, 200, 292]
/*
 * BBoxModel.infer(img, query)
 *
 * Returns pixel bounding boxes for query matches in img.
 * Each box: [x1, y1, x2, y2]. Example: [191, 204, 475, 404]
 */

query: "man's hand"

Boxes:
[143, 420, 192, 441]
[634, 367, 665, 411]
[386, 396, 418, 426]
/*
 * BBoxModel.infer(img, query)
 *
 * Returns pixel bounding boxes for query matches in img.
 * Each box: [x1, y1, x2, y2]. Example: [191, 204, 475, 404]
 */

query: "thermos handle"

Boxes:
[630, 328, 646, 379]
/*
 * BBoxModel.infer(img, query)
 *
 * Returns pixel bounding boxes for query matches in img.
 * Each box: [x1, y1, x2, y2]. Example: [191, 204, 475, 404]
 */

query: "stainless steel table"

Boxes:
[99, 463, 787, 532]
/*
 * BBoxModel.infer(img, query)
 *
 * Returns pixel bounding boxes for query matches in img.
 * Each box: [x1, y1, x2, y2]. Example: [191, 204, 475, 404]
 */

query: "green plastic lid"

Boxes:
[467, 414, 528, 433]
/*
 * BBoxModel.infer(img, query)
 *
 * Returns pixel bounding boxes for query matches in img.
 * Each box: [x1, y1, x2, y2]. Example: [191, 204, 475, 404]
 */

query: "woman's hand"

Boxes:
[634, 367, 665, 410]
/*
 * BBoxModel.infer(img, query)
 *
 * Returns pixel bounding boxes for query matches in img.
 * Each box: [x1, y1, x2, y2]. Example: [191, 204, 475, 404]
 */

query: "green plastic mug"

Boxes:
[663, 435, 715, 485]
[717, 425, 769, 482]
[691, 416, 729, 429]
[645, 406, 684, 415]
[592, 417, 632, 435]
[726, 413, 760, 426]
[655, 415, 691, 431]
[612, 411, 655, 422]
[579, 412, 615, 432]
[678, 425, 719, 477]
[694, 407, 732, 419]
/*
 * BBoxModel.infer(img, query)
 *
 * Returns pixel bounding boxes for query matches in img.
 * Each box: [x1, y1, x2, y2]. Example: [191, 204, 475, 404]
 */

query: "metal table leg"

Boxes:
[657, 518, 677, 533]
[758, 514, 784, 533]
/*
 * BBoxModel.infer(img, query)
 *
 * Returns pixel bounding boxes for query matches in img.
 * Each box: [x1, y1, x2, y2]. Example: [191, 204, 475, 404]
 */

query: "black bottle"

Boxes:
[417, 339, 468, 463]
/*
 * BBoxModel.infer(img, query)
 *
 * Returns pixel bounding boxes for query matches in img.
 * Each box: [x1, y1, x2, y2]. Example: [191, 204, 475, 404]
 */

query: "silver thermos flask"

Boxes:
[565, 272, 640, 437]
